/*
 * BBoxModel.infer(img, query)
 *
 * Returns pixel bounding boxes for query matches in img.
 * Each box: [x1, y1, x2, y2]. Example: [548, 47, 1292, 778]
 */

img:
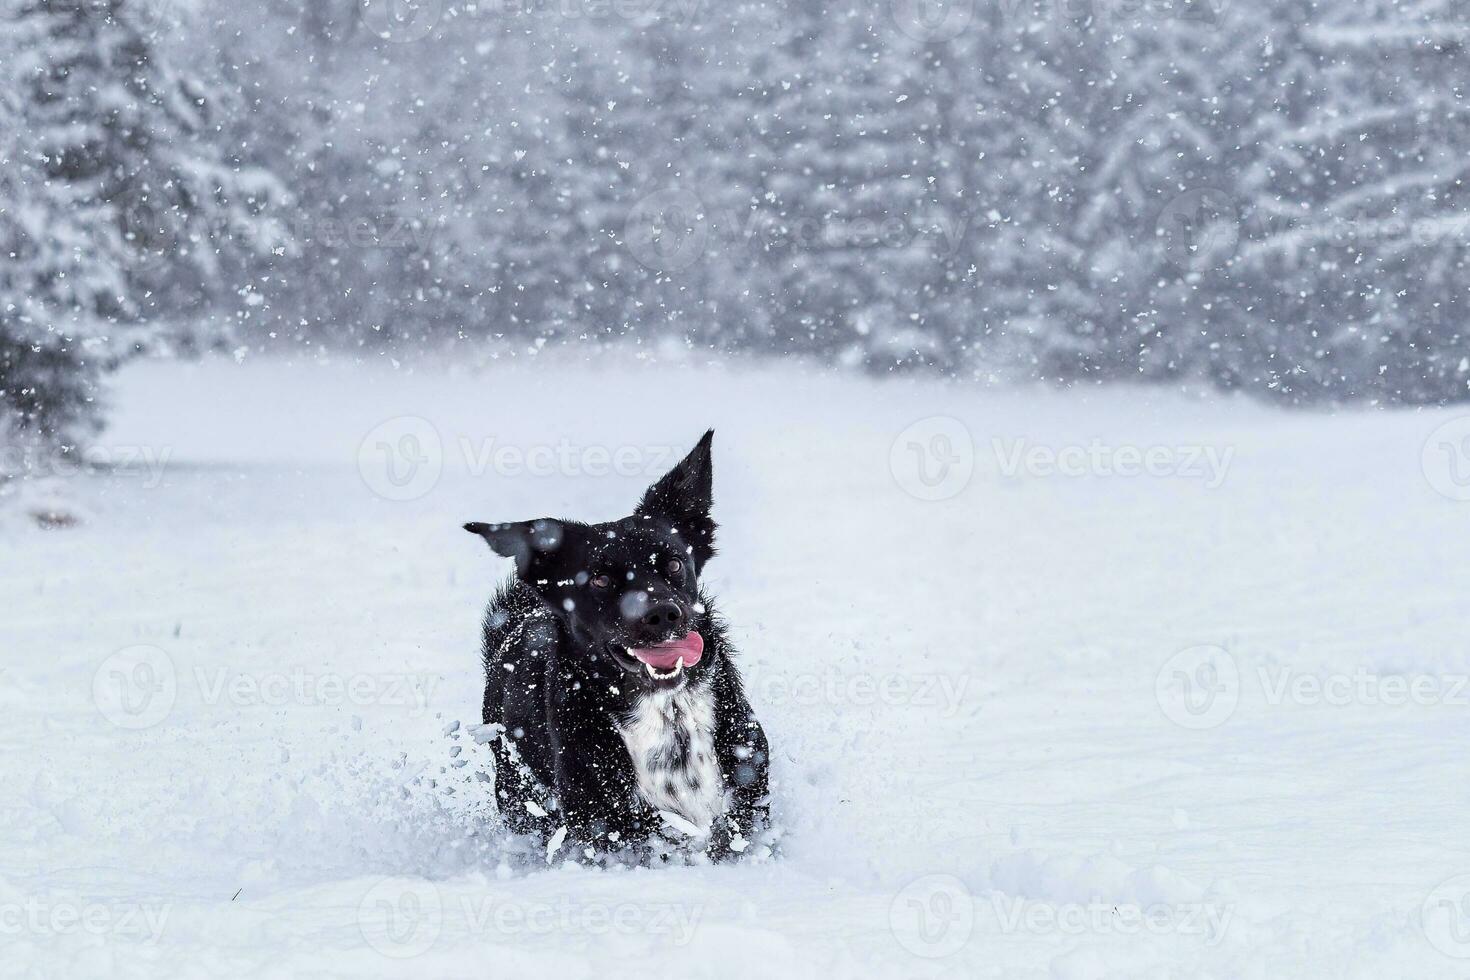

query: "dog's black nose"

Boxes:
[640, 602, 683, 629]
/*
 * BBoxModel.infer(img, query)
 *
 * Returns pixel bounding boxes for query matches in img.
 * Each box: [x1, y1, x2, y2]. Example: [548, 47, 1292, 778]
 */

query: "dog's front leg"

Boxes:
[711, 701, 771, 861]
[546, 699, 656, 857]
[552, 746, 658, 855]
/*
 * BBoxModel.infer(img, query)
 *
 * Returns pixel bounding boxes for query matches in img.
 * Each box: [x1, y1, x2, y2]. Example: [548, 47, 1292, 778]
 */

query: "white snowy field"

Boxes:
[6, 353, 1470, 978]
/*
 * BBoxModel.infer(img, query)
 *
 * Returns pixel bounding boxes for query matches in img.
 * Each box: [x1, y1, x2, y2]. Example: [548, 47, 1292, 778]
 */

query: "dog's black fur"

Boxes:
[466, 431, 770, 862]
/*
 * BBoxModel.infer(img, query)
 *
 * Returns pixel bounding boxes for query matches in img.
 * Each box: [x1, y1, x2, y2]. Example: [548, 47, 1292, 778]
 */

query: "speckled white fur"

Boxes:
[617, 679, 725, 837]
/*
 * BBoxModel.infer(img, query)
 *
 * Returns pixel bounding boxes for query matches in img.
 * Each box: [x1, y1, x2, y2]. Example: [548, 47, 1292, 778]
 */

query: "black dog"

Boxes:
[466, 431, 770, 862]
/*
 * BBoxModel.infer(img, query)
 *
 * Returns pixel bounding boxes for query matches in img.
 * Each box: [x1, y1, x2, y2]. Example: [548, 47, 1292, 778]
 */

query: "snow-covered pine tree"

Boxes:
[904, 4, 1081, 380]
[0, 0, 284, 443]
[962, 2, 1240, 387]
[1226, 0, 1470, 403]
[731, 2, 941, 367]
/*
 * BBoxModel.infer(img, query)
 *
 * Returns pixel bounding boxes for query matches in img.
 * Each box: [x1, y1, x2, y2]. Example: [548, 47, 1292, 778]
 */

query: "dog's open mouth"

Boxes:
[610, 632, 704, 681]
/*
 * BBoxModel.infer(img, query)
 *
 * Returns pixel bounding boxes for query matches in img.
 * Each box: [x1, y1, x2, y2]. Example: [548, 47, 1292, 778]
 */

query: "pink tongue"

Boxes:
[630, 632, 704, 670]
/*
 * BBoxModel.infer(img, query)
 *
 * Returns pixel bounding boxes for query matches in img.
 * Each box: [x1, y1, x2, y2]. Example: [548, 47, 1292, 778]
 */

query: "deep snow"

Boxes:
[5, 354, 1470, 978]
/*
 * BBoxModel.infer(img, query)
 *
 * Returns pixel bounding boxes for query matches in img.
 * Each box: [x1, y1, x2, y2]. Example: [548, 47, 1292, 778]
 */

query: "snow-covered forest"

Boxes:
[4, 0, 1470, 444]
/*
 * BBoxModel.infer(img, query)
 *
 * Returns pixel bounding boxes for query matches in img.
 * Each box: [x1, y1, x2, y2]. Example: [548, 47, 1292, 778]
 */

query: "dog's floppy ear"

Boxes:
[463, 519, 565, 581]
[636, 429, 717, 567]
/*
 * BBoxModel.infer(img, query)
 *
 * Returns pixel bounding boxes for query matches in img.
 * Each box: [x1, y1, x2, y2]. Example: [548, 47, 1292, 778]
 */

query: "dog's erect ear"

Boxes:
[636, 429, 717, 567]
[463, 519, 565, 581]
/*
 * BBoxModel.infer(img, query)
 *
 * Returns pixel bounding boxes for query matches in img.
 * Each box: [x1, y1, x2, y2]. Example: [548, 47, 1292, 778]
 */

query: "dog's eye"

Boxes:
[590, 574, 611, 589]
[667, 558, 683, 575]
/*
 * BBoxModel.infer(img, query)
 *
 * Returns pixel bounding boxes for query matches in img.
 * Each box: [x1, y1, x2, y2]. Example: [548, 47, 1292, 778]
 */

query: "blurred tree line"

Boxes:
[4, 0, 1469, 444]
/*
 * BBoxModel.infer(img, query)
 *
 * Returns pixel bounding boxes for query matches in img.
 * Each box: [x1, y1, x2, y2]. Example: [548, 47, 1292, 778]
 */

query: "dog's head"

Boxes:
[465, 430, 717, 691]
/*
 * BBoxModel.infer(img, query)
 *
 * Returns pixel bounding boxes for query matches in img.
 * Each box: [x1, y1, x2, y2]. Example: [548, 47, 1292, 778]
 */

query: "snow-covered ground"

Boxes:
[6, 353, 1470, 978]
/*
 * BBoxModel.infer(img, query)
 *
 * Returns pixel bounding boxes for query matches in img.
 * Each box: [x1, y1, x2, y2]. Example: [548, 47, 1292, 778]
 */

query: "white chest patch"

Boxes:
[617, 682, 725, 837]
